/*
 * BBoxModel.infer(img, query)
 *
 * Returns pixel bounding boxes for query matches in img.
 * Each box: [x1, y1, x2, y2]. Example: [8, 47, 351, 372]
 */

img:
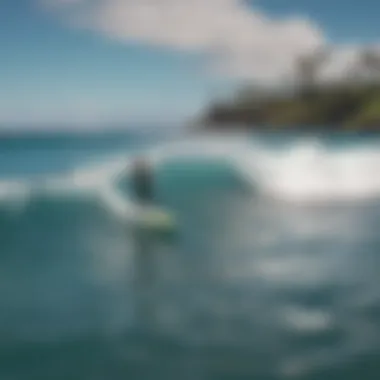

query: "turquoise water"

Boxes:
[1, 131, 380, 380]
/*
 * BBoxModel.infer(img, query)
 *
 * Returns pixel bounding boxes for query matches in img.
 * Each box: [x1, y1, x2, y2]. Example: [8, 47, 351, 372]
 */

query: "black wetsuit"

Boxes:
[131, 163, 154, 203]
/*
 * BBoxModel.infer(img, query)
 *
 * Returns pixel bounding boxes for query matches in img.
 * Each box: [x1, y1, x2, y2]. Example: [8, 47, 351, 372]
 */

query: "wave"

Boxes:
[234, 137, 380, 202]
[126, 133, 380, 203]
[0, 134, 379, 219]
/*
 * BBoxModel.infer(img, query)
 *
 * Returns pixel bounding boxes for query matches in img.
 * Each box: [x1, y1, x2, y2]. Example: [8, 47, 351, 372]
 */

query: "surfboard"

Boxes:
[133, 205, 177, 234]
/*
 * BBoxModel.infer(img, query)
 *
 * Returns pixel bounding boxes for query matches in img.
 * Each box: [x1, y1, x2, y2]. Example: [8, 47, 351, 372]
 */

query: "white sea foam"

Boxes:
[233, 138, 380, 202]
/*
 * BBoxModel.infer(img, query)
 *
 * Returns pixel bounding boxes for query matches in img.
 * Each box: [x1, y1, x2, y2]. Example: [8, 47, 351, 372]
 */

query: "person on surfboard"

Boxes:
[130, 155, 175, 233]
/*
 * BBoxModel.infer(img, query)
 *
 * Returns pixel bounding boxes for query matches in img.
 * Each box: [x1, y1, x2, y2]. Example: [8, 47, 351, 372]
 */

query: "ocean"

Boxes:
[1, 130, 380, 380]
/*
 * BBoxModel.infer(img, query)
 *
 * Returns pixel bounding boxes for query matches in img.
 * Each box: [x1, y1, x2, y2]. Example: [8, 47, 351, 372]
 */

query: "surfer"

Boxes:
[130, 156, 159, 331]
[130, 155, 176, 235]
[130, 156, 155, 205]
[130, 156, 177, 332]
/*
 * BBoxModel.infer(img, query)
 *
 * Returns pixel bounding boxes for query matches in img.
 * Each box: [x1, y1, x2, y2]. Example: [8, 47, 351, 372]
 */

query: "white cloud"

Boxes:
[42, 0, 326, 83]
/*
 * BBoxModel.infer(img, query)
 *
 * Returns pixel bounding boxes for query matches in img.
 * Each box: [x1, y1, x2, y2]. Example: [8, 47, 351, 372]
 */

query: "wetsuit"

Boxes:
[130, 160, 154, 204]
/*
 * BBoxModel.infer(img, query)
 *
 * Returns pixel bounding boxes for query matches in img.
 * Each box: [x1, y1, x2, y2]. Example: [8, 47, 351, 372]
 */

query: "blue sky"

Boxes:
[254, 0, 380, 43]
[0, 0, 379, 129]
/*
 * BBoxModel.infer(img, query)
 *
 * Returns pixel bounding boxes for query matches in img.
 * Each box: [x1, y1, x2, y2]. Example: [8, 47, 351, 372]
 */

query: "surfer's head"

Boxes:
[132, 156, 151, 174]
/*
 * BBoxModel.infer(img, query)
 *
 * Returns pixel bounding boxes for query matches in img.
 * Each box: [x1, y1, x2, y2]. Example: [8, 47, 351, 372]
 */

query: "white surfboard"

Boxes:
[100, 186, 177, 234]
[133, 205, 177, 233]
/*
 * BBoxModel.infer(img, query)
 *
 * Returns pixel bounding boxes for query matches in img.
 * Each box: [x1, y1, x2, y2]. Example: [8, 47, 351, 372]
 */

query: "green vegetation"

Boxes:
[202, 48, 380, 130]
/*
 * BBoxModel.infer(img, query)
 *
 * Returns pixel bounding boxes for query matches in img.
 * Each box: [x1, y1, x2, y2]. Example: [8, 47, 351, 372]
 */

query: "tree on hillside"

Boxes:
[359, 48, 380, 84]
[295, 48, 330, 97]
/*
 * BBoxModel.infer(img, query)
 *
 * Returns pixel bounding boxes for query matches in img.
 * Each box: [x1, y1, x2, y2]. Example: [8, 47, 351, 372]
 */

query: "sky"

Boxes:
[1, 0, 380, 129]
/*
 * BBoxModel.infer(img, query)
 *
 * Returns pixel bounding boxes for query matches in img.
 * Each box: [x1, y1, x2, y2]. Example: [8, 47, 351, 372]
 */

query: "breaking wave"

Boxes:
[0, 133, 380, 219]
